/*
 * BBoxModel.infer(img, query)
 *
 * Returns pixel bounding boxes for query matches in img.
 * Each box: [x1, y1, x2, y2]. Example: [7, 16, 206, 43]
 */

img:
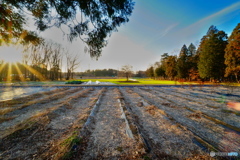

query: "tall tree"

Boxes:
[1, 0, 135, 58]
[165, 56, 177, 80]
[176, 44, 188, 78]
[198, 25, 228, 80]
[155, 53, 169, 78]
[146, 66, 154, 78]
[225, 23, 240, 83]
[187, 43, 199, 80]
[188, 43, 196, 56]
[65, 52, 80, 80]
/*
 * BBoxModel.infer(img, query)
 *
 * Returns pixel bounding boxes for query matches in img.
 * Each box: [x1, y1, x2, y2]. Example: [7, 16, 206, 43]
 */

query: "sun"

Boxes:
[0, 45, 23, 63]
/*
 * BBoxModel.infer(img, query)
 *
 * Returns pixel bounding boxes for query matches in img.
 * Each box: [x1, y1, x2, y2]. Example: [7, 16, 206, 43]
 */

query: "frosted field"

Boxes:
[0, 86, 239, 159]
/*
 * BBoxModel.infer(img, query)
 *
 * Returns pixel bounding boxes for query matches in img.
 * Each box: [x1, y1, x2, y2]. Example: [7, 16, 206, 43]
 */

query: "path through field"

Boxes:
[0, 86, 239, 159]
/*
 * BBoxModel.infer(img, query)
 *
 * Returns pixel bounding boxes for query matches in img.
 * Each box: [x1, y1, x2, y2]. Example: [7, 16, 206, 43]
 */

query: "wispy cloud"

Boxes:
[183, 2, 240, 33]
[158, 23, 179, 39]
[144, 23, 179, 48]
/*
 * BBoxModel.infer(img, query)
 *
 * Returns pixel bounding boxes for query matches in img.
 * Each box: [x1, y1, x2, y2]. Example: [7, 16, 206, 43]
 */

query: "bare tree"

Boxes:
[49, 44, 62, 81]
[65, 51, 80, 80]
[121, 65, 133, 81]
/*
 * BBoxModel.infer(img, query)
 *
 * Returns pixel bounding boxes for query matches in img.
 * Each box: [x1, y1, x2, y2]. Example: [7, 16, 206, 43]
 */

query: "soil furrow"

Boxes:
[0, 87, 84, 138]
[120, 88, 211, 159]
[132, 87, 240, 153]
[0, 87, 102, 159]
[0, 88, 70, 116]
[0, 87, 70, 108]
[75, 88, 144, 160]
[148, 87, 240, 129]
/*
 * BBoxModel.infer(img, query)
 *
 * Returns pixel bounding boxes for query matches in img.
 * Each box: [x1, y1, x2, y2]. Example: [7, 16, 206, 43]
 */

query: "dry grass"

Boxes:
[187, 111, 203, 119]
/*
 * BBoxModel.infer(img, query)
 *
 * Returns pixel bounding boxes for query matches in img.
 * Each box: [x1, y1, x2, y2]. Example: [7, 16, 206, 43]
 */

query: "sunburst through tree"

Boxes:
[0, 45, 47, 83]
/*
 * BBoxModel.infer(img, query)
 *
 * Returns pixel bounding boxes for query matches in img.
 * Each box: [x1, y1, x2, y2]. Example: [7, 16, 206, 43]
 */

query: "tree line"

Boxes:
[146, 23, 240, 83]
[78, 67, 146, 79]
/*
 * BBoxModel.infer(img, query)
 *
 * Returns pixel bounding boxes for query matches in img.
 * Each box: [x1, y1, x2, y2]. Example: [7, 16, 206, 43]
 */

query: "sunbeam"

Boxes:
[22, 64, 46, 81]
[14, 63, 26, 82]
[7, 63, 12, 82]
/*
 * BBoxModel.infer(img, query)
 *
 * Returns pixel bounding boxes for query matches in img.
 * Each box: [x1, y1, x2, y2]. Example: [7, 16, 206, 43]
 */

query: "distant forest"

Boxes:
[146, 24, 240, 83]
[77, 69, 146, 78]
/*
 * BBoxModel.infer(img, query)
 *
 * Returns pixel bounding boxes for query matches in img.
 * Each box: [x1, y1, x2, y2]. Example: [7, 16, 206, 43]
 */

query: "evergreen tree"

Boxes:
[188, 43, 196, 56]
[187, 43, 199, 80]
[225, 23, 240, 82]
[165, 56, 177, 80]
[155, 66, 166, 78]
[176, 44, 188, 78]
[198, 25, 228, 80]
[146, 66, 154, 78]
[155, 53, 168, 79]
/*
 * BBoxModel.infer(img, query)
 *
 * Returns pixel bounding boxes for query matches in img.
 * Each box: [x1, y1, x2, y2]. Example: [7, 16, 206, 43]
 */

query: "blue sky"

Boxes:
[1, 0, 240, 72]
[76, 0, 240, 71]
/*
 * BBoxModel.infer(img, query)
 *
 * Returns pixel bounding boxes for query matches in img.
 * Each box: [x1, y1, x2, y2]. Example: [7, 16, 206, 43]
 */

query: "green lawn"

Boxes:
[69, 78, 198, 85]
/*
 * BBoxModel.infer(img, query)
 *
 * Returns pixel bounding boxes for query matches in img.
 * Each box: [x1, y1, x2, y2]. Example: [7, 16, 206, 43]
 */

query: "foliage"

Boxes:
[198, 25, 228, 80]
[188, 43, 196, 56]
[155, 66, 166, 78]
[176, 44, 189, 78]
[165, 56, 177, 80]
[0, 4, 41, 45]
[79, 69, 118, 77]
[146, 66, 154, 78]
[65, 80, 83, 84]
[155, 53, 168, 78]
[224, 23, 240, 82]
[1, 0, 135, 58]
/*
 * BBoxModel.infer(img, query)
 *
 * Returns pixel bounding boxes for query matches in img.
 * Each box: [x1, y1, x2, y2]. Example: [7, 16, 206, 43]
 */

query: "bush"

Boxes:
[65, 81, 83, 84]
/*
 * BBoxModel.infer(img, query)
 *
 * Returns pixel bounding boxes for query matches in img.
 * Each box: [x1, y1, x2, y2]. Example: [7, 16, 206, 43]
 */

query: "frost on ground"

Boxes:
[0, 86, 239, 159]
[0, 87, 56, 101]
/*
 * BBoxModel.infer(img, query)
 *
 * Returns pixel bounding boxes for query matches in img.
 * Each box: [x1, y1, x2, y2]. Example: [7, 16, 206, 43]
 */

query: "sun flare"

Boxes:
[0, 45, 23, 63]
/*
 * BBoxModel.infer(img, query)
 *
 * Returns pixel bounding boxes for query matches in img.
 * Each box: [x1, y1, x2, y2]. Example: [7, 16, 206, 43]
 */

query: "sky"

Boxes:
[1, 0, 240, 72]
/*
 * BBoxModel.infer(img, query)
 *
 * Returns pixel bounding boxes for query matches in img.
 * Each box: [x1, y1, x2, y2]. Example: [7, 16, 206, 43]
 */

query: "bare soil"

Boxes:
[0, 86, 239, 160]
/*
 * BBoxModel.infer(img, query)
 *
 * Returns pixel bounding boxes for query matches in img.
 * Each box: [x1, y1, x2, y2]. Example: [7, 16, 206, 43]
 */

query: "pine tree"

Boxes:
[187, 43, 198, 80]
[176, 44, 188, 78]
[225, 23, 240, 83]
[198, 25, 228, 80]
[155, 53, 169, 79]
[188, 43, 196, 56]
[165, 56, 177, 80]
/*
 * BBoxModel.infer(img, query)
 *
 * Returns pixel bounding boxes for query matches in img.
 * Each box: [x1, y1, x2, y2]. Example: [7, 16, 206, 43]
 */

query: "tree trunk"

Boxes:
[235, 73, 239, 83]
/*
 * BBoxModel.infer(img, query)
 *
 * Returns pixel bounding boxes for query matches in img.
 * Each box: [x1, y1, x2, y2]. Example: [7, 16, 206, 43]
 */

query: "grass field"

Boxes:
[0, 78, 239, 86]
[66, 78, 240, 86]
[68, 78, 197, 85]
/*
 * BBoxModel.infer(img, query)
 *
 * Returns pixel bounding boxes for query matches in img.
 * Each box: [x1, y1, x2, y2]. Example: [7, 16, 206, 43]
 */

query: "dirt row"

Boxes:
[0, 86, 239, 159]
[131, 87, 240, 153]
[0, 87, 103, 159]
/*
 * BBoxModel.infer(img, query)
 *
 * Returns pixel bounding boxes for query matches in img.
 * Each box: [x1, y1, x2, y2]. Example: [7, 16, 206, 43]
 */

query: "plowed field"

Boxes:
[0, 86, 239, 159]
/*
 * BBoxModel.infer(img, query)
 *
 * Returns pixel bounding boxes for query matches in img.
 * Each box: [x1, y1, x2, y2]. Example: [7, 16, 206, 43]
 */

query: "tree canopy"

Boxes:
[176, 44, 188, 78]
[1, 0, 135, 58]
[225, 23, 240, 82]
[198, 25, 228, 80]
[0, 4, 41, 45]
